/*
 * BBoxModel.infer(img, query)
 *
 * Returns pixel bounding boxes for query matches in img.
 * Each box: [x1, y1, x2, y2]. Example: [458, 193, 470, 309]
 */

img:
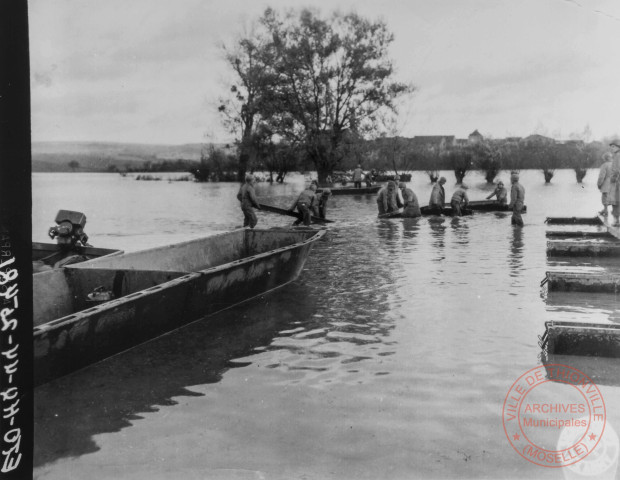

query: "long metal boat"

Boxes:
[34, 227, 325, 385]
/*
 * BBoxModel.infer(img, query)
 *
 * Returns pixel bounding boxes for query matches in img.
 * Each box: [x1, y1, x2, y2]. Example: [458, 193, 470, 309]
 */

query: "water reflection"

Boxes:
[542, 353, 620, 387]
[376, 219, 401, 255]
[35, 285, 312, 466]
[401, 217, 421, 240]
[428, 217, 446, 262]
[450, 217, 469, 246]
[545, 291, 620, 325]
[509, 225, 524, 279]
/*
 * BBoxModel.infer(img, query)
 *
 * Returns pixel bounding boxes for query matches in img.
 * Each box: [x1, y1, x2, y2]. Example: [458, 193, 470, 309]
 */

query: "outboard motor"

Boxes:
[48, 210, 90, 247]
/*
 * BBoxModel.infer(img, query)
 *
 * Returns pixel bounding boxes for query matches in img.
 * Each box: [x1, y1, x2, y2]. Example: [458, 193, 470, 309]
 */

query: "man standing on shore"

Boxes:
[597, 152, 613, 216]
[509, 172, 525, 227]
[608, 142, 620, 226]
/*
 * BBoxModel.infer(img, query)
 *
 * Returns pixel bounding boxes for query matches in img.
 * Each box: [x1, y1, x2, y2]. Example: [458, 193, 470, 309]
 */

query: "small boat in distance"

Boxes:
[317, 185, 381, 195]
[379, 206, 473, 218]
[34, 227, 326, 385]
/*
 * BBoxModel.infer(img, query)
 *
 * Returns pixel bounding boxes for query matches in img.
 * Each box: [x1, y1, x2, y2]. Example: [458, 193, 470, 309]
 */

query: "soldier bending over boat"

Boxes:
[290, 184, 317, 226]
[399, 182, 421, 218]
[450, 184, 469, 217]
[376, 181, 398, 215]
[486, 181, 507, 205]
[237, 174, 261, 228]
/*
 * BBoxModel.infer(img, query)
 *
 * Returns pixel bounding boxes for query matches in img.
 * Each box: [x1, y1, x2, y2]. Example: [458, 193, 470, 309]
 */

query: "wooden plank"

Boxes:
[543, 320, 620, 357]
[545, 271, 620, 292]
[547, 239, 620, 257]
[545, 217, 603, 225]
[545, 231, 612, 239]
[258, 203, 333, 224]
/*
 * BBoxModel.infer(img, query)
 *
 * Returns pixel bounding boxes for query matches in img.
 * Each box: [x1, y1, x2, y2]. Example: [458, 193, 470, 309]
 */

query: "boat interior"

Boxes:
[34, 229, 320, 326]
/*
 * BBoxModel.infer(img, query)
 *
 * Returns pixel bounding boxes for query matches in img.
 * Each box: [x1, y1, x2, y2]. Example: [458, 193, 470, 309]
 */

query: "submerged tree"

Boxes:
[447, 148, 474, 184]
[260, 8, 413, 183]
[472, 142, 502, 183]
[528, 145, 560, 183]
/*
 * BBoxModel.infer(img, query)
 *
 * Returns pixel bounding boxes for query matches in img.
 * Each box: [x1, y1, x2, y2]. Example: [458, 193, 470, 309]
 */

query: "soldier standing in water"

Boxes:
[237, 174, 261, 228]
[508, 172, 525, 227]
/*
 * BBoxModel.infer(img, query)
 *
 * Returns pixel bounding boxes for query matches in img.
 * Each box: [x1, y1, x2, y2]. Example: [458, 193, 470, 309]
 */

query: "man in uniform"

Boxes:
[597, 152, 613, 216]
[486, 181, 507, 205]
[352, 164, 364, 188]
[428, 177, 447, 214]
[508, 172, 525, 226]
[450, 184, 469, 217]
[376, 181, 398, 215]
[317, 188, 331, 219]
[608, 142, 620, 225]
[236, 174, 261, 228]
[399, 182, 421, 218]
[290, 184, 317, 226]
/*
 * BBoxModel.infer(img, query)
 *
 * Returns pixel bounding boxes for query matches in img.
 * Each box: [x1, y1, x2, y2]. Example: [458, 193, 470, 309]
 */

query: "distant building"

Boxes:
[468, 129, 484, 144]
[411, 135, 455, 151]
[521, 134, 556, 146]
[557, 139, 585, 147]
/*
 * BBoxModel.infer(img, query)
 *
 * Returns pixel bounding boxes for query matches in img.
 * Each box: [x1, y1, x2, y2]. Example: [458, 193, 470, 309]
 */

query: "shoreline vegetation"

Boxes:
[33, 134, 612, 185]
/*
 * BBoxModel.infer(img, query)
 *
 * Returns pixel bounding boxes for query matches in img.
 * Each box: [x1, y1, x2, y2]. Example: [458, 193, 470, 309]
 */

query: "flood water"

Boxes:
[33, 169, 620, 479]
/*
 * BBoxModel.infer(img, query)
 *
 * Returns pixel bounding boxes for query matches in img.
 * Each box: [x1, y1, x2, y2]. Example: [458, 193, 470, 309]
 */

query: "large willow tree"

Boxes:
[220, 8, 413, 183]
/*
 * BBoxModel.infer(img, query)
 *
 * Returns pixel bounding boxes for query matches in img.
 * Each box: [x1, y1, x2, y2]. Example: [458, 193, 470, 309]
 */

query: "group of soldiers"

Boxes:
[375, 172, 526, 226]
[597, 141, 620, 226]
[237, 175, 331, 228]
[237, 168, 527, 228]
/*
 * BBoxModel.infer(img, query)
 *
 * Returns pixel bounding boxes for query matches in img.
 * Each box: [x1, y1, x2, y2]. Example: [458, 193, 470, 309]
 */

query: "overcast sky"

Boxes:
[28, 0, 620, 145]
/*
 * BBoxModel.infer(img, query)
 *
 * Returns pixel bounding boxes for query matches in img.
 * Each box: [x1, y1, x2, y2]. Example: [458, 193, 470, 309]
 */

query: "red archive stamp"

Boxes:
[502, 364, 606, 468]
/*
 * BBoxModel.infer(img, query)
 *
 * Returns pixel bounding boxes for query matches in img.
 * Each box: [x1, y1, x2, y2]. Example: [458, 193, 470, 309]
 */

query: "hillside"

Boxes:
[31, 141, 230, 172]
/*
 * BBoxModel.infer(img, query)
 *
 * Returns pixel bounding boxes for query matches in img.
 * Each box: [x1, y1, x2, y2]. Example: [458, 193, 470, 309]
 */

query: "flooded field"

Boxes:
[33, 169, 620, 479]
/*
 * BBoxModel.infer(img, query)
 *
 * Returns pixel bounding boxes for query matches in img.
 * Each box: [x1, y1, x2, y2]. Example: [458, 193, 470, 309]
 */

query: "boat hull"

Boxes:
[34, 228, 325, 385]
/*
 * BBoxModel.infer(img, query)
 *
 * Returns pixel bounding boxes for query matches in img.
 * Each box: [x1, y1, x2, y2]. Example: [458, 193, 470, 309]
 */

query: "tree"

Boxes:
[260, 8, 413, 183]
[447, 148, 474, 184]
[528, 144, 559, 183]
[218, 23, 276, 182]
[472, 142, 502, 183]
[68, 160, 80, 172]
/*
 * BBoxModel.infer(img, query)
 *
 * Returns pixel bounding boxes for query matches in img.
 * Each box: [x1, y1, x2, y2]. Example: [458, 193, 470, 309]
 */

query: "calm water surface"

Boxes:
[33, 170, 620, 479]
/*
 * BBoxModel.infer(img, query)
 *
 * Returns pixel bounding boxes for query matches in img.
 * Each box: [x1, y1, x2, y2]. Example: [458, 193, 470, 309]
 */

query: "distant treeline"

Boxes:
[32, 152, 199, 173]
[33, 138, 611, 186]
[195, 137, 609, 184]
